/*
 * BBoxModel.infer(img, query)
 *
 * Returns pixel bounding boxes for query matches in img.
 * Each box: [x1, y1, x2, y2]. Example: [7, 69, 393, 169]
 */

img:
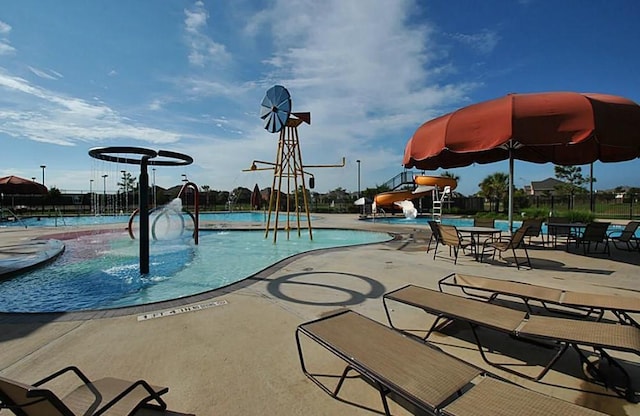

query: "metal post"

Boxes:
[152, 168, 156, 208]
[139, 157, 150, 274]
[102, 174, 108, 215]
[121, 170, 127, 213]
[356, 159, 361, 215]
[40, 165, 46, 214]
[89, 179, 93, 214]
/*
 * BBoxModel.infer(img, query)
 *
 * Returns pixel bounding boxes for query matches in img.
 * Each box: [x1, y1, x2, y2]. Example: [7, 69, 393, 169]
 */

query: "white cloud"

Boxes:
[183, 1, 230, 67]
[245, 0, 476, 149]
[0, 71, 183, 145]
[0, 41, 15, 55]
[0, 20, 15, 55]
[0, 20, 11, 34]
[28, 66, 62, 80]
[449, 30, 500, 55]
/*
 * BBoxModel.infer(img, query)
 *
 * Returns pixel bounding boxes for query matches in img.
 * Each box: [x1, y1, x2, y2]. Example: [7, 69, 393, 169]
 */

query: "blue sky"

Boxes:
[1, 0, 639, 196]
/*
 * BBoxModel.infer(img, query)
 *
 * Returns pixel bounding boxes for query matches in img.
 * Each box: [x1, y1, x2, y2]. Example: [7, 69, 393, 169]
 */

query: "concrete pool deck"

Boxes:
[0, 214, 639, 415]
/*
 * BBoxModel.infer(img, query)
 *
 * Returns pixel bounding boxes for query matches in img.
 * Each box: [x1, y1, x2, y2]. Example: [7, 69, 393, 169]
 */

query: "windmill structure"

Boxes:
[245, 85, 344, 242]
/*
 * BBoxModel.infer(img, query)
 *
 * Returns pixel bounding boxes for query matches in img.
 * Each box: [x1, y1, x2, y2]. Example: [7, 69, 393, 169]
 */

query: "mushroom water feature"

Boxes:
[89, 147, 193, 274]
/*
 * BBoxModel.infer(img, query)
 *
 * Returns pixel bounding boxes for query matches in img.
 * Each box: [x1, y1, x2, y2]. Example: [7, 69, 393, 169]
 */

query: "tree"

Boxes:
[554, 165, 593, 209]
[478, 173, 509, 213]
[201, 185, 210, 210]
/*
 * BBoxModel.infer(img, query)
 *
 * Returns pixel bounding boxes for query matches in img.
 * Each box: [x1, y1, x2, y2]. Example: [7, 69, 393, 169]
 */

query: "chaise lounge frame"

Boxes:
[0, 366, 167, 416]
[383, 285, 640, 402]
[437, 272, 640, 328]
[296, 309, 608, 415]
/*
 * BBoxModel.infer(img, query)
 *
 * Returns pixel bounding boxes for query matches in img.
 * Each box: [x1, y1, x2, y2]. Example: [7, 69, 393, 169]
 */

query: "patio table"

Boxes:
[457, 226, 502, 261]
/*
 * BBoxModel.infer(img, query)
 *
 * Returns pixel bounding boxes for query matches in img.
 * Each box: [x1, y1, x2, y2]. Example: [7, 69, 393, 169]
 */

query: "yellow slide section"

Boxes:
[374, 176, 456, 207]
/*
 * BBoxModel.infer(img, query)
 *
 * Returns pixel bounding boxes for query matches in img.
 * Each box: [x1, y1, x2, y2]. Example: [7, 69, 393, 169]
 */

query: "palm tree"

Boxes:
[478, 173, 509, 213]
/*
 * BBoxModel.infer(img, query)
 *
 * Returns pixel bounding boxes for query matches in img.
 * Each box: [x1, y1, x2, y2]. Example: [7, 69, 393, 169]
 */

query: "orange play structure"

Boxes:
[374, 175, 457, 207]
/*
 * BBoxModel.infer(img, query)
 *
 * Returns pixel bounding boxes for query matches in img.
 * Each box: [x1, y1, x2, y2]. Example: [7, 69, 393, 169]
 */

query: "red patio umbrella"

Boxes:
[0, 175, 48, 195]
[403, 92, 640, 229]
[251, 184, 262, 210]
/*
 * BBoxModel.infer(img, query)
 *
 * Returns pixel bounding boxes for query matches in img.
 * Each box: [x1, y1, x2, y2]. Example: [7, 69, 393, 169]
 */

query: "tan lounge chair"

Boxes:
[296, 309, 608, 415]
[383, 285, 640, 402]
[0, 366, 168, 416]
[438, 272, 640, 327]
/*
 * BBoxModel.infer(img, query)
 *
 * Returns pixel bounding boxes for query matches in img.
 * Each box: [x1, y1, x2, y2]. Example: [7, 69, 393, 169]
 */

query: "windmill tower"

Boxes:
[246, 85, 344, 243]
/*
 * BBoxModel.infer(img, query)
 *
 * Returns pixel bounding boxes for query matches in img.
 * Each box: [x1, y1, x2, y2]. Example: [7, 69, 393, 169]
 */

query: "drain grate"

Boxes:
[137, 299, 228, 321]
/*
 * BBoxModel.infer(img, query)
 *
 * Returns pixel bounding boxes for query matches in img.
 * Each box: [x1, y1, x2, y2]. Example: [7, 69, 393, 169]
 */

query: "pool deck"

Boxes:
[0, 214, 639, 415]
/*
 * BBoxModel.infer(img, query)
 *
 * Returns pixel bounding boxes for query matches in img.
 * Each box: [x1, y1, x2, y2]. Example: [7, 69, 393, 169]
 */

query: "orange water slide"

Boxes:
[373, 176, 456, 207]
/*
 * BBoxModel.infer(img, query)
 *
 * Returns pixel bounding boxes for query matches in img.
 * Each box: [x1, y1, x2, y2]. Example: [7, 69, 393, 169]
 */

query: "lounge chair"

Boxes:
[480, 225, 531, 269]
[434, 224, 473, 264]
[437, 272, 640, 327]
[567, 222, 611, 256]
[296, 309, 608, 415]
[383, 285, 640, 402]
[608, 221, 640, 252]
[0, 366, 168, 416]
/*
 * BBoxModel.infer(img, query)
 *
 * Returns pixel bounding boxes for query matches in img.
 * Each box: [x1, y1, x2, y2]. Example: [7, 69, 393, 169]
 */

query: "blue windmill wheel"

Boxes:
[260, 85, 291, 133]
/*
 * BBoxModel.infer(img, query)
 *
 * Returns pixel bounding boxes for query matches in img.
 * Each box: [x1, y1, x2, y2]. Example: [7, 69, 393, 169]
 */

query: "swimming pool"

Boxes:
[0, 211, 305, 228]
[0, 229, 392, 312]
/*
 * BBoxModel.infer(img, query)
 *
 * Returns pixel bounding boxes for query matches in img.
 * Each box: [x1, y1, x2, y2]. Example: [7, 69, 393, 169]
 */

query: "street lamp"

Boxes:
[40, 165, 46, 214]
[102, 174, 108, 215]
[356, 159, 362, 216]
[89, 179, 94, 214]
[356, 160, 361, 197]
[121, 170, 128, 213]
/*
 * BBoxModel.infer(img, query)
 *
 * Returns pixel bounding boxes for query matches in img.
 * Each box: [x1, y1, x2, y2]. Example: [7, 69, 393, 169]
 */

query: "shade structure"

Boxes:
[354, 197, 372, 206]
[403, 92, 640, 230]
[0, 175, 48, 195]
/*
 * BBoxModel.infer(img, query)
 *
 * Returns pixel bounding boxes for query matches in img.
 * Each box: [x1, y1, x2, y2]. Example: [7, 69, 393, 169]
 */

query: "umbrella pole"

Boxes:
[509, 150, 514, 234]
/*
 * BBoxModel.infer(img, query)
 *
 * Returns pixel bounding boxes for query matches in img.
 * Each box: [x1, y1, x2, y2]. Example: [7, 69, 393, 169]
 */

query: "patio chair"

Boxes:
[568, 222, 611, 256]
[383, 285, 640, 402]
[608, 221, 640, 252]
[425, 220, 442, 253]
[296, 309, 608, 416]
[433, 224, 473, 264]
[546, 217, 572, 248]
[480, 225, 531, 269]
[521, 218, 544, 245]
[473, 217, 495, 228]
[0, 366, 168, 416]
[437, 272, 640, 327]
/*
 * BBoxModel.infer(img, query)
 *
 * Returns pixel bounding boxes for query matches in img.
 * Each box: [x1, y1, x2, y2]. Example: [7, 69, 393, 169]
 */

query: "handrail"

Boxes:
[1, 208, 28, 228]
[177, 181, 199, 245]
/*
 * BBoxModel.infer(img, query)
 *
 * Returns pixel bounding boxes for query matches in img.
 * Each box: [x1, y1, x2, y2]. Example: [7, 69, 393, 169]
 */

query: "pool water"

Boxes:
[0, 229, 391, 312]
[0, 212, 306, 228]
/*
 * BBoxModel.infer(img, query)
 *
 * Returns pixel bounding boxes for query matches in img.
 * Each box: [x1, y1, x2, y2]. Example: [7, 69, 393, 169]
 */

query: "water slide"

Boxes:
[373, 176, 457, 218]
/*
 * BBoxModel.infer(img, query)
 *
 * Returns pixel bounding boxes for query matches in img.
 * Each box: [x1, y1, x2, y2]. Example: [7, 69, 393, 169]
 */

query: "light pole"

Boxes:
[182, 174, 188, 210]
[102, 174, 108, 215]
[121, 170, 128, 213]
[40, 165, 46, 214]
[356, 160, 362, 215]
[89, 179, 94, 214]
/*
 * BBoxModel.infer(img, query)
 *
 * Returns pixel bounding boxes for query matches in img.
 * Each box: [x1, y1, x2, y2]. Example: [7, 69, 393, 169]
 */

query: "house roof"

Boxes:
[530, 177, 564, 191]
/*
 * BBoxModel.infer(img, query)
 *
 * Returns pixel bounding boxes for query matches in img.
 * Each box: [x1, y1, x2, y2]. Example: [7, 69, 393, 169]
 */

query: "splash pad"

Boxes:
[89, 146, 193, 274]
